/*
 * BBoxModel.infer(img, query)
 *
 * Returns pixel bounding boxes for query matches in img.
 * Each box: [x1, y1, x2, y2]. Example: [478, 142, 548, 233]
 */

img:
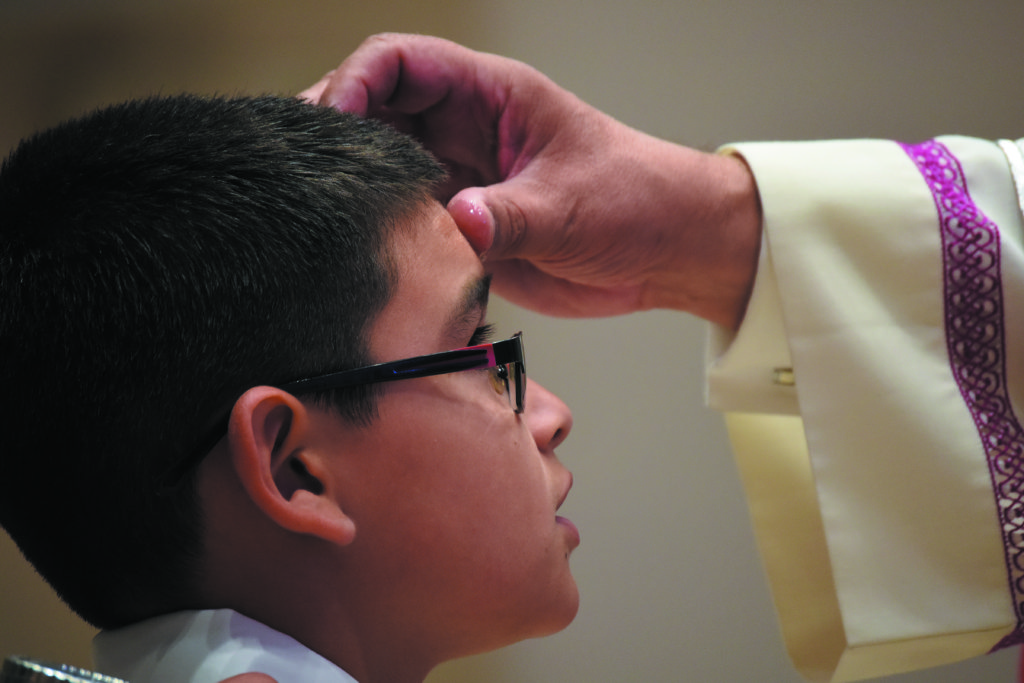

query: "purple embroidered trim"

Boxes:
[900, 140, 1024, 651]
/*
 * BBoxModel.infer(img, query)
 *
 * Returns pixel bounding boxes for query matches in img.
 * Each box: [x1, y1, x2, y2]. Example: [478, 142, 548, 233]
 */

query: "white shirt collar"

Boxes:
[93, 609, 358, 683]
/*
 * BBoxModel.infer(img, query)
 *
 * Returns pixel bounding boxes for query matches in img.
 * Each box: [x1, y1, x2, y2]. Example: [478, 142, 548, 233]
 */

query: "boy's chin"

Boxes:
[469, 579, 580, 656]
[530, 582, 581, 639]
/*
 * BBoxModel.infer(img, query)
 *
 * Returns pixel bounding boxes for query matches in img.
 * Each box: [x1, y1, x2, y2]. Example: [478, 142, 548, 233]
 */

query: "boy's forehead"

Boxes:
[372, 204, 487, 359]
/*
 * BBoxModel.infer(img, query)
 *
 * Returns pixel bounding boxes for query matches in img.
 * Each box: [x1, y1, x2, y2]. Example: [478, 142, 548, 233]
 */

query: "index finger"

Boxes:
[315, 33, 474, 116]
[297, 69, 334, 104]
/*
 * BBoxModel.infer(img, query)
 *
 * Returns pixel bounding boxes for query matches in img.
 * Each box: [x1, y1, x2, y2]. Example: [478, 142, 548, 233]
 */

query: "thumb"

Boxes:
[447, 188, 495, 255]
[448, 179, 544, 260]
[218, 674, 278, 683]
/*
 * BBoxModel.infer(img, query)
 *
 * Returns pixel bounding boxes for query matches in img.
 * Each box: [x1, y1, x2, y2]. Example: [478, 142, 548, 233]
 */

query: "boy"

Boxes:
[0, 94, 579, 683]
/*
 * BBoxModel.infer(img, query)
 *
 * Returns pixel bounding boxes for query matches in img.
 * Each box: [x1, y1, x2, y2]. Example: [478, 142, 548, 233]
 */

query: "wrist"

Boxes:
[644, 145, 762, 329]
[708, 151, 763, 328]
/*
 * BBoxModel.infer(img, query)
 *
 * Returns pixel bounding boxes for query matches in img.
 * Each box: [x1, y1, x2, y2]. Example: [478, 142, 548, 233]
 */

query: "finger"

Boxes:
[318, 34, 471, 116]
[487, 259, 642, 318]
[218, 673, 278, 683]
[297, 70, 334, 104]
[448, 189, 495, 255]
[449, 174, 559, 263]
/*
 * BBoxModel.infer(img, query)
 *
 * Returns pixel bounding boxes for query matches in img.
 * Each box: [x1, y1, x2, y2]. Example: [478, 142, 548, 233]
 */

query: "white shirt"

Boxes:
[93, 609, 358, 683]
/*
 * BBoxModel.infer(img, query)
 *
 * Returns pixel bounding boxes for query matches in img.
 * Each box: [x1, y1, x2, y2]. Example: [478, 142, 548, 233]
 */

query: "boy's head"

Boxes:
[0, 94, 577, 678]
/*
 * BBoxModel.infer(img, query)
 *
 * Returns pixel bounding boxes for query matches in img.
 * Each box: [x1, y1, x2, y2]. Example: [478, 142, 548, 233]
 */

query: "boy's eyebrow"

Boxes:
[445, 274, 492, 344]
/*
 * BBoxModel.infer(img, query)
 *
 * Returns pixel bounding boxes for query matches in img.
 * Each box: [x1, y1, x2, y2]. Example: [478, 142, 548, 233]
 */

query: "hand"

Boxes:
[218, 675, 277, 683]
[302, 34, 761, 327]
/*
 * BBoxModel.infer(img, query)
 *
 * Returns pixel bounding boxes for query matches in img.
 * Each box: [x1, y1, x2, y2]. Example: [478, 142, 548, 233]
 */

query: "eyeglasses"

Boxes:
[280, 332, 526, 411]
[160, 332, 526, 489]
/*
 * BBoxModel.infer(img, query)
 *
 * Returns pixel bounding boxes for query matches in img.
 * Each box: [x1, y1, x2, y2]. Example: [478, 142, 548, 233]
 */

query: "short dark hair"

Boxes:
[0, 94, 444, 629]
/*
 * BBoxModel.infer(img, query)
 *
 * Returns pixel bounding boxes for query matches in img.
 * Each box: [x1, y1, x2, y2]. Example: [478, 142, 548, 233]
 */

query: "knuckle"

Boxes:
[499, 198, 529, 254]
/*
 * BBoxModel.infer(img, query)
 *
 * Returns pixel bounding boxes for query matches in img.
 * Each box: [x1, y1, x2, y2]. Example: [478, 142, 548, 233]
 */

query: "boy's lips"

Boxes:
[556, 516, 580, 550]
[555, 471, 578, 549]
[556, 471, 573, 510]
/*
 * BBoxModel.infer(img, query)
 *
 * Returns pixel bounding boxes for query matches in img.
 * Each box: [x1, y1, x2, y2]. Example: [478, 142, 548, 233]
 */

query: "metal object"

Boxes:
[0, 656, 128, 683]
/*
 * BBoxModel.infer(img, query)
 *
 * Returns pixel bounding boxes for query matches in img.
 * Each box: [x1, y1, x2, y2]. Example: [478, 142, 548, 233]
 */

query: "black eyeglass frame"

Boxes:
[159, 333, 525, 490]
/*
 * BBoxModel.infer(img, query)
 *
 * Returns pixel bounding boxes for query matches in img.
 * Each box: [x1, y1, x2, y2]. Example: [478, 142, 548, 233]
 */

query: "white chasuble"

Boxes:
[708, 136, 1024, 681]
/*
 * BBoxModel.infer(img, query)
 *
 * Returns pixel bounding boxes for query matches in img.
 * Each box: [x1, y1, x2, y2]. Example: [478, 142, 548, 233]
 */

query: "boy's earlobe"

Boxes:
[228, 386, 356, 547]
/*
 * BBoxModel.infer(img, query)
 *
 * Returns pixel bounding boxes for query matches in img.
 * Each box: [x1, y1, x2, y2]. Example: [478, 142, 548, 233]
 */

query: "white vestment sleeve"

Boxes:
[706, 137, 1024, 681]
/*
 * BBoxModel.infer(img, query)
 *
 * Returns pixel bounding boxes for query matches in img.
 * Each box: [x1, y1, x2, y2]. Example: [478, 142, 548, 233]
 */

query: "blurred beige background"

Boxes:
[2, 1, 1023, 681]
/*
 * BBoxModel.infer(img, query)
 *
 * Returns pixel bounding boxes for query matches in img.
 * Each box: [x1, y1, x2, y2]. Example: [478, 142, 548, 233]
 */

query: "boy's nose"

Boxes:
[525, 380, 572, 452]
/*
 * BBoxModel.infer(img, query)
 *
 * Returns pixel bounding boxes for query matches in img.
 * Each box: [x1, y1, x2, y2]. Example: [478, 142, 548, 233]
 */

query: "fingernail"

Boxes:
[449, 192, 494, 255]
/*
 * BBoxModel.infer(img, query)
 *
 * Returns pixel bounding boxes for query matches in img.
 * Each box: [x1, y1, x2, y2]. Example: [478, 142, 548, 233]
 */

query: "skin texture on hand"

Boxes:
[303, 33, 762, 329]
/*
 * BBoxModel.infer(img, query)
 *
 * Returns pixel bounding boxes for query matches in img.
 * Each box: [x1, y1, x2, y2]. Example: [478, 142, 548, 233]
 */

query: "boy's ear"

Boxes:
[226, 386, 356, 547]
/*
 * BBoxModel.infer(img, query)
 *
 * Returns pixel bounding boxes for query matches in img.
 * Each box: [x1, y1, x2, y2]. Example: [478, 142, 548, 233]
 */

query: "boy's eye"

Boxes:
[467, 323, 495, 347]
[486, 365, 509, 396]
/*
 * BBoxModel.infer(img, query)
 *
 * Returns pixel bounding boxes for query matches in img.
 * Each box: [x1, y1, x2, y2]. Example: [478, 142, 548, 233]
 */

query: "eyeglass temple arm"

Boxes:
[280, 346, 496, 395]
